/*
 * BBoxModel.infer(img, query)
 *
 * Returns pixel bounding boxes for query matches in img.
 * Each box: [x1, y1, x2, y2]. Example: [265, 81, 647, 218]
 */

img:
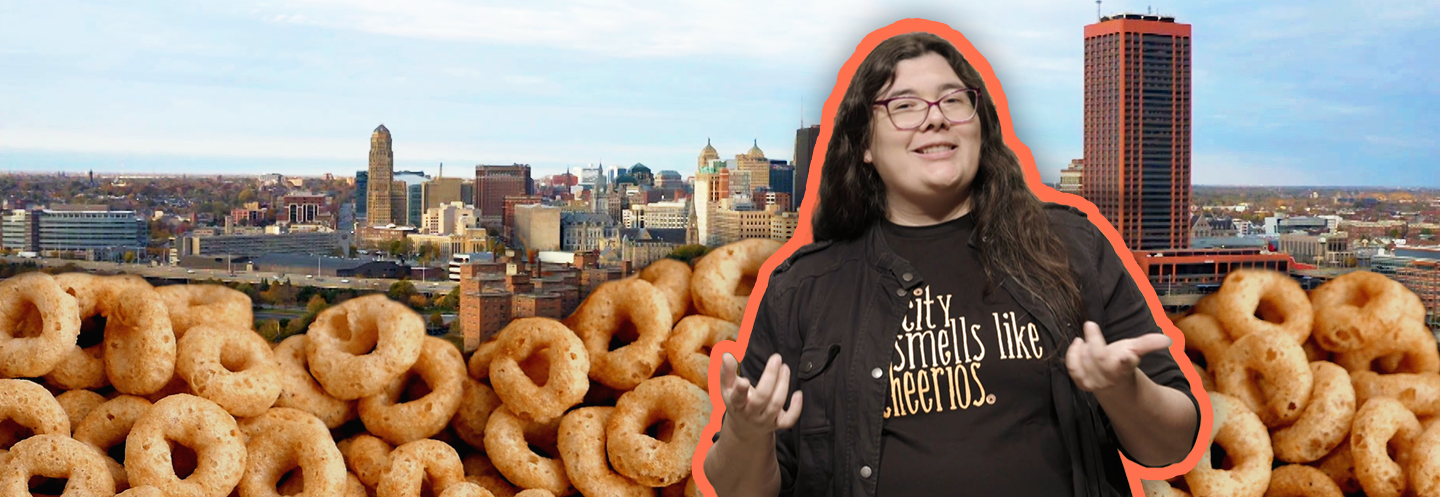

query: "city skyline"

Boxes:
[1, 1, 1437, 186]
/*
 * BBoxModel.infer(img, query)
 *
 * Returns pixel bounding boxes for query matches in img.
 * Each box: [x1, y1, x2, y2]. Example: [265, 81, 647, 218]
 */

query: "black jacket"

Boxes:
[730, 203, 1200, 497]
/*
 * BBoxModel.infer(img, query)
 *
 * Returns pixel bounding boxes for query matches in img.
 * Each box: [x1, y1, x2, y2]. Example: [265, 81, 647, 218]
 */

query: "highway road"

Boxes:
[0, 256, 459, 295]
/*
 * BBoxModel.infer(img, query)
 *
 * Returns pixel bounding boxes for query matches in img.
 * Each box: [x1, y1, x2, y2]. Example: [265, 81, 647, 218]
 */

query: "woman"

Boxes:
[702, 31, 1201, 497]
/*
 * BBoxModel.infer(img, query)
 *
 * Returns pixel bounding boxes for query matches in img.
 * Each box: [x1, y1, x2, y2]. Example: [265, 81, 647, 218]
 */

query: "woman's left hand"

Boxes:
[1065, 321, 1173, 394]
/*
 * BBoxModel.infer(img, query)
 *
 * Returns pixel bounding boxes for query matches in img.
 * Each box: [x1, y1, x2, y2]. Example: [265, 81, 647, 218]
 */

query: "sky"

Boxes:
[0, 1, 1437, 186]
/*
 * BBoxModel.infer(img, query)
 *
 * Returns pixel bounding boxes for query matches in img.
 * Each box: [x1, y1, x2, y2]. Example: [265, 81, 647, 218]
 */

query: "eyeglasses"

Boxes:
[874, 88, 981, 130]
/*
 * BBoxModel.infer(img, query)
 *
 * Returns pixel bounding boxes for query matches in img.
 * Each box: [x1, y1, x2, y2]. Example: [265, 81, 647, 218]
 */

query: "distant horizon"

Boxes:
[5, 168, 1438, 192]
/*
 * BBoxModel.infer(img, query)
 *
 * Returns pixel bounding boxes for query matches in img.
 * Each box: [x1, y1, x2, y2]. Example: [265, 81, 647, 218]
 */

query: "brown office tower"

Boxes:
[475, 164, 534, 221]
[1083, 14, 1192, 251]
[366, 125, 396, 226]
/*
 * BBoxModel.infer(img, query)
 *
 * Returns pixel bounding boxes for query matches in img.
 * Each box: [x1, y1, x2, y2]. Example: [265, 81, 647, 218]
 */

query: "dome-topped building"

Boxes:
[630, 163, 654, 188]
[698, 138, 721, 172]
[746, 139, 765, 159]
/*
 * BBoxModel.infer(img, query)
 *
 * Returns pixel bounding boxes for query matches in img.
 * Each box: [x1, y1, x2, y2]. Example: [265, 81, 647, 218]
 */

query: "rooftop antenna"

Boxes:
[1096, 0, 1101, 20]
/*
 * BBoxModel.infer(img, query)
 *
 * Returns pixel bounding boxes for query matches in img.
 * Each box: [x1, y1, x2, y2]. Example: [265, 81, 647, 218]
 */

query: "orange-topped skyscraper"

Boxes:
[1083, 13, 1192, 250]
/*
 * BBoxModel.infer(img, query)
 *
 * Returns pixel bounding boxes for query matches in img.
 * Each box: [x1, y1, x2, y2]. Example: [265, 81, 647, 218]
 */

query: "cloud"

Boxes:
[1364, 135, 1437, 149]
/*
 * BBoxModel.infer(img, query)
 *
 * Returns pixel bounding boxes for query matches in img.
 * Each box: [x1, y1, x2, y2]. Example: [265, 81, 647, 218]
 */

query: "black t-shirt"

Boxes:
[876, 212, 1073, 496]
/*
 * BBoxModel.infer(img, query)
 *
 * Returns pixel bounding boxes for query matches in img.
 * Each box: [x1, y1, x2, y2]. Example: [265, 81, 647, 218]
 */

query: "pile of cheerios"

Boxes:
[0, 237, 782, 497]
[1146, 269, 1440, 497]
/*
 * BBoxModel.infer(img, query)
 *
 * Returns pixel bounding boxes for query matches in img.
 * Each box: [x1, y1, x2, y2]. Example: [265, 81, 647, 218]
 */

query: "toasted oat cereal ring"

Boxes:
[1335, 320, 1440, 375]
[638, 258, 693, 325]
[1315, 435, 1363, 494]
[126, 394, 246, 497]
[154, 284, 253, 339]
[607, 375, 711, 487]
[563, 279, 671, 391]
[0, 272, 80, 378]
[239, 407, 347, 497]
[490, 318, 589, 424]
[45, 341, 108, 390]
[117, 486, 165, 497]
[1310, 271, 1425, 353]
[377, 439, 467, 497]
[1191, 293, 1221, 318]
[0, 434, 114, 496]
[1176, 313, 1231, 368]
[660, 476, 702, 497]
[558, 407, 650, 497]
[484, 405, 571, 496]
[665, 315, 738, 391]
[306, 294, 425, 400]
[1184, 393, 1272, 497]
[1264, 464, 1343, 497]
[1410, 420, 1440, 497]
[1209, 269, 1312, 344]
[1302, 339, 1330, 363]
[141, 372, 195, 403]
[104, 287, 177, 395]
[274, 466, 369, 497]
[55, 389, 106, 433]
[690, 238, 782, 324]
[338, 434, 392, 488]
[44, 273, 121, 390]
[452, 377, 503, 451]
[1193, 363, 1216, 393]
[463, 453, 520, 497]
[73, 395, 152, 492]
[1352, 397, 1422, 497]
[1215, 330, 1314, 427]
[273, 335, 356, 429]
[1353, 371, 1440, 416]
[467, 338, 501, 382]
[177, 323, 282, 418]
[440, 481, 496, 497]
[359, 336, 466, 445]
[1140, 479, 1190, 497]
[0, 379, 70, 448]
[1271, 361, 1355, 463]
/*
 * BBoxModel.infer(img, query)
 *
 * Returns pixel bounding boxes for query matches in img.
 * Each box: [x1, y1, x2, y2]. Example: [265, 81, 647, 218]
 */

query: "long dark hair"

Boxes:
[812, 31, 1085, 345]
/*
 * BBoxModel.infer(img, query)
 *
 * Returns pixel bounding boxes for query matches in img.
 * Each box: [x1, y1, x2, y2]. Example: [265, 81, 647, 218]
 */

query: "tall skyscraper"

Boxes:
[793, 125, 821, 212]
[366, 125, 396, 226]
[355, 171, 368, 219]
[1083, 13, 1192, 250]
[475, 164, 534, 220]
[736, 141, 770, 191]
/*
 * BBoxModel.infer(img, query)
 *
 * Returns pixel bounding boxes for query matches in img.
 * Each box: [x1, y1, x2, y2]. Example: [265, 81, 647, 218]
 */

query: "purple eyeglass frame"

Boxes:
[873, 88, 982, 130]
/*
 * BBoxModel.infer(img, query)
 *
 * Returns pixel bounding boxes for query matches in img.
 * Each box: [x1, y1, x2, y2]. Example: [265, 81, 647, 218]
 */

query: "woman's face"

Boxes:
[864, 52, 982, 211]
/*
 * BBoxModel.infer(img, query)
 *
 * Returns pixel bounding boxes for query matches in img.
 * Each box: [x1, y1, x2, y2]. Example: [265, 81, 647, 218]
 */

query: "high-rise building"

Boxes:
[513, 204, 561, 253]
[793, 125, 821, 211]
[355, 171, 368, 220]
[694, 156, 730, 247]
[475, 164, 533, 220]
[1059, 159, 1084, 195]
[769, 161, 794, 196]
[698, 139, 720, 172]
[408, 183, 424, 227]
[1083, 13, 1192, 250]
[736, 141, 770, 191]
[423, 177, 465, 211]
[366, 125, 396, 226]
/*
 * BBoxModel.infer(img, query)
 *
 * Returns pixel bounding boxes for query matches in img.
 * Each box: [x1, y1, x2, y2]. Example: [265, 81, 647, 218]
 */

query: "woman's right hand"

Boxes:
[719, 352, 804, 442]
